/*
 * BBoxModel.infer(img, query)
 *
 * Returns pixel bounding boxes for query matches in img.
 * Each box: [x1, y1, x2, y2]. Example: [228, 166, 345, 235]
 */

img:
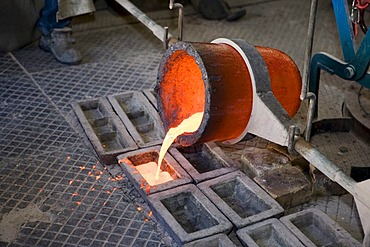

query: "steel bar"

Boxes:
[294, 138, 370, 211]
[114, 0, 169, 43]
[300, 0, 318, 100]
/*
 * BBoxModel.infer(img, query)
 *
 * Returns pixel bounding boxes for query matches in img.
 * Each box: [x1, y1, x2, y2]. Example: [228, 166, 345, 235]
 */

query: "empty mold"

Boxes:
[72, 98, 137, 164]
[117, 146, 192, 199]
[143, 89, 158, 110]
[280, 208, 361, 247]
[183, 234, 237, 247]
[148, 184, 232, 245]
[198, 171, 283, 229]
[170, 142, 238, 183]
[236, 218, 305, 247]
[108, 91, 164, 147]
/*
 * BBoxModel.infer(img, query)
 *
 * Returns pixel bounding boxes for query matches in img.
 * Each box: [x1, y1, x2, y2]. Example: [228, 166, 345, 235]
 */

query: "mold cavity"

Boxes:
[161, 191, 219, 233]
[290, 212, 351, 246]
[115, 94, 160, 142]
[80, 101, 130, 151]
[211, 179, 270, 218]
[178, 145, 224, 173]
[249, 224, 287, 247]
[127, 151, 179, 186]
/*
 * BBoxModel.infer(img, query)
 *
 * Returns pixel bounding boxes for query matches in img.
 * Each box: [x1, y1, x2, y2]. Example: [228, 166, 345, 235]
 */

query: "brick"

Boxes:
[254, 166, 312, 209]
[148, 184, 232, 246]
[197, 171, 283, 229]
[241, 147, 290, 178]
[280, 208, 361, 247]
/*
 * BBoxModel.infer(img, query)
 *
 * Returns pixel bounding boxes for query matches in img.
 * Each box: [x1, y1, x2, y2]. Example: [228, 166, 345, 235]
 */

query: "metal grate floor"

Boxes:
[1, 0, 368, 246]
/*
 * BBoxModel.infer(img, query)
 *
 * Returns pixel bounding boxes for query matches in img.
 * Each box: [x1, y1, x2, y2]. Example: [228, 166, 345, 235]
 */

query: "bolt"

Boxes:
[344, 66, 355, 79]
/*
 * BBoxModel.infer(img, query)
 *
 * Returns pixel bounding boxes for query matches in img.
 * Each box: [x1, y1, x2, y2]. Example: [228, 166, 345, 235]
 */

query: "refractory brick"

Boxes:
[108, 91, 164, 148]
[117, 146, 192, 199]
[197, 171, 283, 229]
[280, 208, 361, 247]
[170, 142, 239, 183]
[148, 184, 233, 246]
[236, 218, 305, 247]
[72, 97, 137, 164]
[182, 233, 237, 247]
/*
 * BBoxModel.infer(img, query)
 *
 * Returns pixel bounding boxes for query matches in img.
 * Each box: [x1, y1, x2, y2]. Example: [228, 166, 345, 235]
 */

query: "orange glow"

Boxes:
[66, 156, 71, 160]
[76, 201, 81, 206]
[148, 211, 153, 217]
[156, 112, 203, 180]
[137, 207, 142, 212]
[158, 43, 253, 146]
[72, 192, 78, 196]
[160, 50, 205, 130]
[136, 162, 173, 186]
[79, 166, 86, 170]
[91, 187, 95, 191]
[106, 190, 111, 195]
[68, 180, 73, 185]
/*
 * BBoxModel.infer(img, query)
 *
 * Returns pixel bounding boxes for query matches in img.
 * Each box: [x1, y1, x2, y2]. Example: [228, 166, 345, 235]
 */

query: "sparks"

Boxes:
[79, 166, 86, 170]
[76, 201, 81, 206]
[137, 207, 142, 212]
[91, 187, 95, 191]
[72, 192, 78, 196]
[68, 180, 73, 185]
[106, 190, 111, 195]
[66, 156, 71, 160]
[148, 211, 153, 217]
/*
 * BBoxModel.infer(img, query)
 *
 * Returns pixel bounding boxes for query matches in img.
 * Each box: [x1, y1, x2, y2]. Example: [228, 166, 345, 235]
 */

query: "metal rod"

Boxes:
[294, 138, 370, 210]
[169, 0, 184, 41]
[304, 92, 316, 141]
[114, 0, 169, 43]
[300, 0, 318, 100]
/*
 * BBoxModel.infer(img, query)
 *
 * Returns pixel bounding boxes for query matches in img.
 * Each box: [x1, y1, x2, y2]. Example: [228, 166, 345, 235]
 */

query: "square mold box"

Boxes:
[72, 98, 137, 164]
[198, 171, 283, 229]
[170, 142, 239, 183]
[108, 91, 164, 148]
[237, 218, 305, 247]
[117, 146, 192, 199]
[148, 184, 233, 246]
[182, 233, 237, 247]
[280, 208, 361, 247]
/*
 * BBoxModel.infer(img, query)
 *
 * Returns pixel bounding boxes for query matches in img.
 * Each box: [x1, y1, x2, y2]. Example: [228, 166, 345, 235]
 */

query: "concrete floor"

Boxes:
[1, 0, 369, 246]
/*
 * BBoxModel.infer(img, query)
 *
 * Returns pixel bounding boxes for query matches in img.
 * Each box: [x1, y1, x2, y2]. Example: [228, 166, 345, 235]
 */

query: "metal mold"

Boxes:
[143, 89, 158, 110]
[170, 142, 238, 183]
[117, 146, 192, 199]
[108, 91, 164, 147]
[72, 98, 137, 164]
[280, 208, 361, 247]
[198, 171, 283, 229]
[236, 218, 305, 247]
[148, 184, 232, 245]
[182, 233, 237, 247]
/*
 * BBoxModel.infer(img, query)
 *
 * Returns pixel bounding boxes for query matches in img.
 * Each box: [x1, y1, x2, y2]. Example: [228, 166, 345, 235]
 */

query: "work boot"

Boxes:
[39, 27, 82, 65]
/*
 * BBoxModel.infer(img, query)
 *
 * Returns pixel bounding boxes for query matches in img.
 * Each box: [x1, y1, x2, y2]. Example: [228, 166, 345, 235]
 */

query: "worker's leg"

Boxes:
[37, 0, 81, 64]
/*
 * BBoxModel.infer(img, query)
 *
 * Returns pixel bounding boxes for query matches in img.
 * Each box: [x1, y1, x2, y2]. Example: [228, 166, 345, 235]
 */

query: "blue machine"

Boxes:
[309, 0, 370, 107]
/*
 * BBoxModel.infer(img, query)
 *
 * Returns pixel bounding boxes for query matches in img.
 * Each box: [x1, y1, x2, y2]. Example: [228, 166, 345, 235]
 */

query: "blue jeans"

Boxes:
[37, 0, 71, 35]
